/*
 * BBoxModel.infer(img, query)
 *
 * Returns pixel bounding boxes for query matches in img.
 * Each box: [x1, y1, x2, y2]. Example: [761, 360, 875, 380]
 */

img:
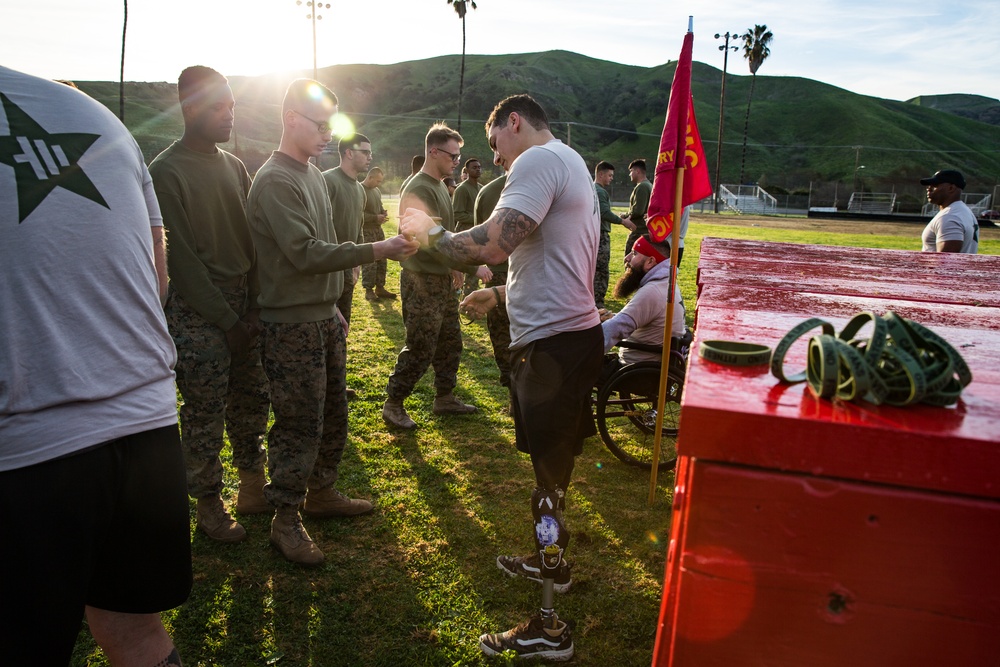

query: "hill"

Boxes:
[74, 51, 1000, 203]
[909, 94, 1000, 127]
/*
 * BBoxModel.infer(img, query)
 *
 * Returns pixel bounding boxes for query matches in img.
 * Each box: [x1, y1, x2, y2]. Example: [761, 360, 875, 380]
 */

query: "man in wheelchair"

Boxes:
[598, 235, 690, 387]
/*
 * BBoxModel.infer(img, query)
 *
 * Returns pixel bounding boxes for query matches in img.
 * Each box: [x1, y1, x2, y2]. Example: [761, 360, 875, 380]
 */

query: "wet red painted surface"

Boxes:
[696, 238, 1000, 307]
[654, 238, 1000, 666]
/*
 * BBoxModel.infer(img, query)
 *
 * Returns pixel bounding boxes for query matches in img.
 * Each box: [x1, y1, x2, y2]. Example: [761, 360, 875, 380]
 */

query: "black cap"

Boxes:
[919, 169, 966, 189]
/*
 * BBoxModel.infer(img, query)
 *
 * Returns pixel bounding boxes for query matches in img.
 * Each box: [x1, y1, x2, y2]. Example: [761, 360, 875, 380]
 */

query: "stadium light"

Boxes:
[714, 31, 739, 213]
[296, 0, 331, 80]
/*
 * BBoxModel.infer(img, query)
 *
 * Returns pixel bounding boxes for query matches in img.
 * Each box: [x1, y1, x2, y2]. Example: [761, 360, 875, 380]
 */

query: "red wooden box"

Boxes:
[653, 239, 1000, 667]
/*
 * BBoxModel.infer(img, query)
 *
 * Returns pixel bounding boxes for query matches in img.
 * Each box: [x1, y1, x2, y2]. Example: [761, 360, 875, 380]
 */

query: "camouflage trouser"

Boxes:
[386, 270, 462, 400]
[165, 287, 269, 499]
[261, 317, 348, 508]
[486, 271, 512, 388]
[361, 224, 387, 290]
[462, 273, 481, 299]
[593, 230, 611, 308]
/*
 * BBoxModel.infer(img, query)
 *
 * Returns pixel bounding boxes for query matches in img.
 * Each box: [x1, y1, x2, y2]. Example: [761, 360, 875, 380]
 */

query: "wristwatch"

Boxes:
[428, 224, 446, 247]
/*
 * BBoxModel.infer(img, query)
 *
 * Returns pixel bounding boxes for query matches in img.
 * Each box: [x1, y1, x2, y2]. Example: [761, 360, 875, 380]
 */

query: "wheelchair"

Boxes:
[594, 331, 692, 471]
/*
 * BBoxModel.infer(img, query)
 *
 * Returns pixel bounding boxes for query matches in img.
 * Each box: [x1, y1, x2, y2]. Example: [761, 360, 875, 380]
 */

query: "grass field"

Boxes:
[70, 210, 998, 666]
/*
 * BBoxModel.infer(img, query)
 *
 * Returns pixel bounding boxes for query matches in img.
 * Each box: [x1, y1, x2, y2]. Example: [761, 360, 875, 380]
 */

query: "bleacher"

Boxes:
[718, 184, 778, 215]
[847, 192, 896, 214]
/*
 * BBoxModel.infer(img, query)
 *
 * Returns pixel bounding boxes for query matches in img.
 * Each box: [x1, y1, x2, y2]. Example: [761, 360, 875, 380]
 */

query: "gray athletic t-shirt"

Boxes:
[921, 200, 979, 254]
[496, 139, 601, 348]
[0, 67, 178, 471]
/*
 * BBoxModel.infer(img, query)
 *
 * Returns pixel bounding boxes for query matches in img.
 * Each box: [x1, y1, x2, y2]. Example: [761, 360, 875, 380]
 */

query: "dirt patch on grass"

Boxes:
[693, 212, 1000, 240]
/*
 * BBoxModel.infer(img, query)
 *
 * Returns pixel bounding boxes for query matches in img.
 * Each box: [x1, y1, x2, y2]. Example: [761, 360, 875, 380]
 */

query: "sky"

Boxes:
[2, 0, 999, 103]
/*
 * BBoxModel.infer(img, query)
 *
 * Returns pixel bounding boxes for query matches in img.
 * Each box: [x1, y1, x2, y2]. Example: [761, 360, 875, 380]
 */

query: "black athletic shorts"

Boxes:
[0, 425, 193, 664]
[509, 324, 604, 490]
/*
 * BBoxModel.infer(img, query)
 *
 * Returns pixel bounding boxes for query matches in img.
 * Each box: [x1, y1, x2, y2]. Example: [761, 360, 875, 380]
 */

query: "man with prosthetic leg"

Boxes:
[402, 93, 602, 661]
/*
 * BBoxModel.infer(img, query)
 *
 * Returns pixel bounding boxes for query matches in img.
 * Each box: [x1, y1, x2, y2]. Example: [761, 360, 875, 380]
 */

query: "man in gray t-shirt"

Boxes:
[1, 65, 189, 666]
[401, 94, 601, 662]
[919, 169, 979, 254]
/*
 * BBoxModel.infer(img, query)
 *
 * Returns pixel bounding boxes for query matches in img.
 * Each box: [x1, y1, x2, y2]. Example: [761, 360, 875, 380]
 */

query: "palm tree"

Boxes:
[446, 0, 477, 132]
[119, 0, 127, 121]
[738, 23, 773, 185]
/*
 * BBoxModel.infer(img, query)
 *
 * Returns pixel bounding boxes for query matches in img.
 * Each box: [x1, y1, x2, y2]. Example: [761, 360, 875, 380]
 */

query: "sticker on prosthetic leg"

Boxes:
[532, 487, 569, 576]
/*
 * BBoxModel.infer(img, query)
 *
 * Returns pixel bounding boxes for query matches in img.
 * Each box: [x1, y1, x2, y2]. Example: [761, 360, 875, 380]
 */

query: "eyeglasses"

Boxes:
[291, 109, 332, 134]
[350, 148, 373, 157]
[434, 147, 462, 163]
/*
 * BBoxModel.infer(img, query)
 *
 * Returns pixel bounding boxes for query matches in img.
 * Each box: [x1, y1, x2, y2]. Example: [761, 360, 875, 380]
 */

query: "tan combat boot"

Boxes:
[303, 487, 374, 518]
[197, 495, 247, 543]
[382, 397, 417, 429]
[270, 506, 325, 566]
[374, 286, 397, 300]
[433, 392, 478, 415]
[235, 469, 271, 515]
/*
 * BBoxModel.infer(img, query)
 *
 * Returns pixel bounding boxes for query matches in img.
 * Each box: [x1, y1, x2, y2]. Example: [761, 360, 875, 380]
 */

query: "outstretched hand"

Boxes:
[375, 233, 420, 261]
[399, 208, 437, 246]
[459, 288, 496, 322]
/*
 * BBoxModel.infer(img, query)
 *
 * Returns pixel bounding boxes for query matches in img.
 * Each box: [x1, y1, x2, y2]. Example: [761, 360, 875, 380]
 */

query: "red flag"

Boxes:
[647, 30, 713, 242]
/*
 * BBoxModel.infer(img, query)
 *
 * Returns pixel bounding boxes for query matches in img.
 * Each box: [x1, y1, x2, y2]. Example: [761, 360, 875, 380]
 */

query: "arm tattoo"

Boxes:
[438, 230, 483, 265]
[436, 207, 537, 265]
[495, 208, 538, 255]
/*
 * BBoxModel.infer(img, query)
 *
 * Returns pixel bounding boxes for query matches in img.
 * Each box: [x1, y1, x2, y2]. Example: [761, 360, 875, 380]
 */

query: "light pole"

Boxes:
[296, 0, 330, 80]
[713, 31, 739, 213]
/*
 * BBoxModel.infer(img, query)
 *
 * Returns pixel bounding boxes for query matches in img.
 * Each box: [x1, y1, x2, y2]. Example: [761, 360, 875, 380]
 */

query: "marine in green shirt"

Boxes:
[246, 79, 417, 567]
[323, 133, 371, 325]
[361, 166, 395, 299]
[593, 160, 619, 308]
[452, 157, 483, 232]
[149, 65, 269, 544]
[384, 123, 485, 430]
[621, 158, 651, 255]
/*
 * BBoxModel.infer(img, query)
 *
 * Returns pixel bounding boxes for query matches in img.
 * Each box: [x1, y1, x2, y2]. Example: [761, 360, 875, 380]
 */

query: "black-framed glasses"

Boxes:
[434, 147, 461, 163]
[291, 109, 332, 134]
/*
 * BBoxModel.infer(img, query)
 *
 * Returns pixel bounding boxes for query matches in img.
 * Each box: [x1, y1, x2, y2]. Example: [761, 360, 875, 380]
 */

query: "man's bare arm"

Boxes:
[937, 239, 965, 253]
[433, 207, 538, 266]
[151, 226, 168, 305]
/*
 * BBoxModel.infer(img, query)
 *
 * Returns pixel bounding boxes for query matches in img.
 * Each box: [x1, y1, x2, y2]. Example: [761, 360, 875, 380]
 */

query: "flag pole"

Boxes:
[645, 17, 705, 505]
[647, 165, 685, 506]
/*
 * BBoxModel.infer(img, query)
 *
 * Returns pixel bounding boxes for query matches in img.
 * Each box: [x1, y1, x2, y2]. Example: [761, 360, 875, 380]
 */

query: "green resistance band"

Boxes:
[771, 310, 972, 407]
[698, 340, 772, 367]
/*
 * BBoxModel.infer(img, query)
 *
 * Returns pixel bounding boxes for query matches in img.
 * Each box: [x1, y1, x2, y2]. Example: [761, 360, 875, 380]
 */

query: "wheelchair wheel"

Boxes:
[596, 362, 682, 471]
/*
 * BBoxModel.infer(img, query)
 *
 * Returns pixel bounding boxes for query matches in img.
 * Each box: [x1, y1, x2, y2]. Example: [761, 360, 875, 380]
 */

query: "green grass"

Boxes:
[70, 210, 997, 666]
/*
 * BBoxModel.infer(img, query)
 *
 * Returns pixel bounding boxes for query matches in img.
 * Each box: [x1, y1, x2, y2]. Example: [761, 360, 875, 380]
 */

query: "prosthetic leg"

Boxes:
[478, 485, 575, 659]
[532, 486, 570, 629]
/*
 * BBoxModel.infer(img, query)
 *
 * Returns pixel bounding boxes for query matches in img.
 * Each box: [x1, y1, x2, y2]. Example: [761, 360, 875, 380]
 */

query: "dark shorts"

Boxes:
[509, 324, 604, 490]
[0, 425, 193, 664]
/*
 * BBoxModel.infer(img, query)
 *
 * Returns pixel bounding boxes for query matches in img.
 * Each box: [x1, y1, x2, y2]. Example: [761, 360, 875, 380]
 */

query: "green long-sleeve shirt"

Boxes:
[595, 183, 619, 235]
[399, 172, 465, 275]
[474, 175, 508, 272]
[148, 141, 257, 330]
[247, 151, 374, 323]
[323, 166, 365, 246]
[626, 179, 652, 235]
[362, 184, 385, 226]
[451, 179, 482, 232]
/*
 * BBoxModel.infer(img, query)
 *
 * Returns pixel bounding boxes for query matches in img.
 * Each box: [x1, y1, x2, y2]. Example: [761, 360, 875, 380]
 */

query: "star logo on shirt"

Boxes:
[0, 92, 109, 223]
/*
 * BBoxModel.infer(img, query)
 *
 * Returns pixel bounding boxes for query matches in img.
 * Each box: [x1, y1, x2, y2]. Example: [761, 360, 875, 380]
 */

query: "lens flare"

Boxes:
[647, 531, 660, 545]
[331, 113, 355, 139]
[306, 83, 325, 101]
